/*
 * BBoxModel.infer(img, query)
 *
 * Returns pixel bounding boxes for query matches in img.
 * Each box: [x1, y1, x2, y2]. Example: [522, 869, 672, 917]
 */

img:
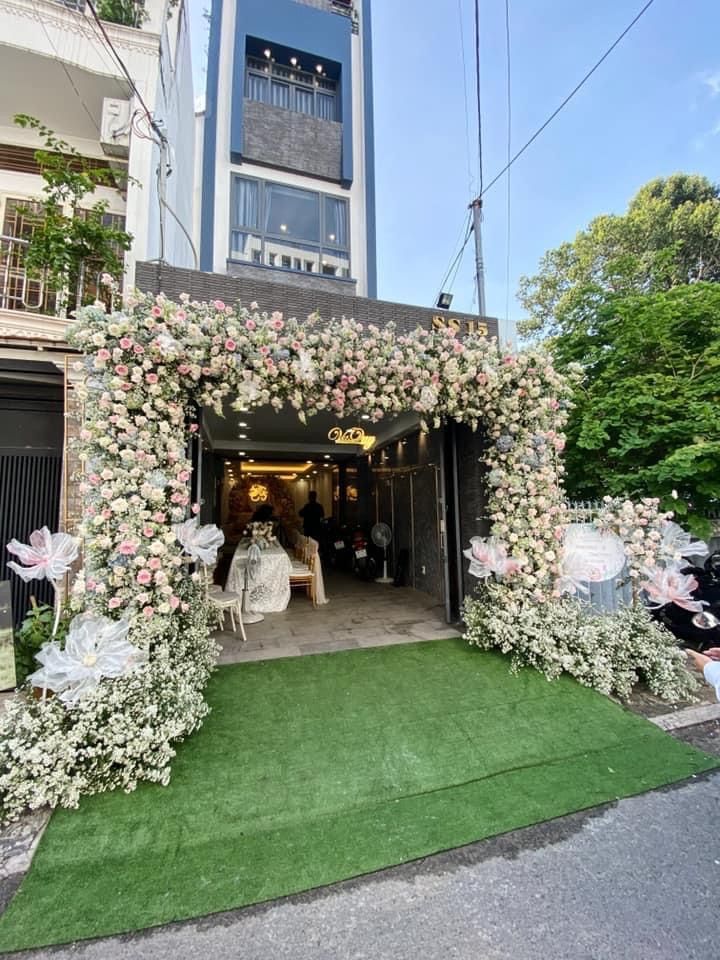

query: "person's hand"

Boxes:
[705, 647, 720, 660]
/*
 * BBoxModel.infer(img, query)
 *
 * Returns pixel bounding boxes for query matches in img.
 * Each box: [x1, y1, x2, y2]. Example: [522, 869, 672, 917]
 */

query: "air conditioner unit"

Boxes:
[100, 98, 131, 158]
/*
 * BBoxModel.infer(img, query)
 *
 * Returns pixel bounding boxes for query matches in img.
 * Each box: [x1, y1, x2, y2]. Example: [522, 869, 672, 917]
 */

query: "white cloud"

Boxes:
[702, 71, 720, 97]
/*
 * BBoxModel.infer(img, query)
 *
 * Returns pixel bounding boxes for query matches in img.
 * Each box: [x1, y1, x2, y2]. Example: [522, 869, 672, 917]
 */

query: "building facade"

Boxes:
[0, 0, 196, 624]
[198, 0, 376, 297]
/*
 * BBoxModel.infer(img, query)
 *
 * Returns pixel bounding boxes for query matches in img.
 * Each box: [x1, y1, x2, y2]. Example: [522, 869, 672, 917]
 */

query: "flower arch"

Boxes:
[0, 291, 574, 822]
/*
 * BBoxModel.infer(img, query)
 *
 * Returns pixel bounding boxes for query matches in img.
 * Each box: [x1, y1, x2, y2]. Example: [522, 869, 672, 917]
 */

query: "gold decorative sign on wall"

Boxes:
[328, 426, 377, 451]
[248, 482, 270, 502]
[432, 314, 489, 337]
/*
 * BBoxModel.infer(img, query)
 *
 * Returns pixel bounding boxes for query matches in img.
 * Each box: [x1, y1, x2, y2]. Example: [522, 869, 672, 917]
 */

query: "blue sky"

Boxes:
[188, 0, 720, 321]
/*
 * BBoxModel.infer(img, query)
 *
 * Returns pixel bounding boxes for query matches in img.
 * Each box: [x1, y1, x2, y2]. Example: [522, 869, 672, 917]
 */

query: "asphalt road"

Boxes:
[11, 743, 719, 960]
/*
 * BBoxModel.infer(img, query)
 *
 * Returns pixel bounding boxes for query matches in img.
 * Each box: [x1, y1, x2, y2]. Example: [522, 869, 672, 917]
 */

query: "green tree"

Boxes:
[13, 114, 133, 315]
[557, 282, 720, 535]
[518, 174, 720, 340]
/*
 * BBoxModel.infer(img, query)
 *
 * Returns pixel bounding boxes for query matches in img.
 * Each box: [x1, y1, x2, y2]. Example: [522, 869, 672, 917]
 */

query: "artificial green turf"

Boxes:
[0, 639, 717, 951]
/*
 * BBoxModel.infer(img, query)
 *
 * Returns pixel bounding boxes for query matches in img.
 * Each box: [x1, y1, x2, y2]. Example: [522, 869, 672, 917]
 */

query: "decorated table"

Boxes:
[226, 543, 293, 615]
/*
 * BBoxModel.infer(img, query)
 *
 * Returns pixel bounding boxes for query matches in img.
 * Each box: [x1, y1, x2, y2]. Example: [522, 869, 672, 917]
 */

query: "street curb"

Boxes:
[649, 702, 720, 731]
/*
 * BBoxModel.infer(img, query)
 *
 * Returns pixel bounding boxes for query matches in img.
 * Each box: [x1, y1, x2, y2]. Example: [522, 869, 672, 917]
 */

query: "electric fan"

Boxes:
[371, 522, 393, 584]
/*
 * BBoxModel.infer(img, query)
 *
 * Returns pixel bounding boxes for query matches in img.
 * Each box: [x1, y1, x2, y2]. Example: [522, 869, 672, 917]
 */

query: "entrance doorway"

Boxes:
[200, 402, 451, 615]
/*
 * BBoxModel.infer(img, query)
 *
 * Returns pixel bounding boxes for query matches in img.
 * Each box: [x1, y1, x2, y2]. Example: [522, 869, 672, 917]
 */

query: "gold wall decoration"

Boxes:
[328, 426, 376, 451]
[249, 482, 270, 503]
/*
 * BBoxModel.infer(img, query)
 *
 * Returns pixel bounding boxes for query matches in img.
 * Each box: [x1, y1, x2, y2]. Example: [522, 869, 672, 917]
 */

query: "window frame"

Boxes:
[229, 175, 351, 279]
[245, 56, 338, 122]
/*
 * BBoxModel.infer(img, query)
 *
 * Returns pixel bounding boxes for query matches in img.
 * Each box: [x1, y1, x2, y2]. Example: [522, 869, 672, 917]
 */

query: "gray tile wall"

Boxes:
[226, 260, 356, 296]
[135, 262, 499, 340]
[242, 100, 343, 182]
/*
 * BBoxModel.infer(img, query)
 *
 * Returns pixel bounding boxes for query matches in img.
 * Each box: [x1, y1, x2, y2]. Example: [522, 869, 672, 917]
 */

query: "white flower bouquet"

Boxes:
[242, 521, 277, 550]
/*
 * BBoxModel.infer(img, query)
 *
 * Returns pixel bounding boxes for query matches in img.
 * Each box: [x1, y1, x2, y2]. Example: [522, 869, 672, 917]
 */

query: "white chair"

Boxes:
[202, 564, 247, 641]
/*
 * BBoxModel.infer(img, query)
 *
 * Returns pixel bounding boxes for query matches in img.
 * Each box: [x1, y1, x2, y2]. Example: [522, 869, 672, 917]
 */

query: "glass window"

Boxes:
[229, 177, 350, 278]
[246, 74, 268, 103]
[265, 184, 320, 243]
[271, 81, 290, 109]
[294, 87, 314, 116]
[317, 93, 336, 122]
[232, 178, 259, 230]
[324, 196, 348, 248]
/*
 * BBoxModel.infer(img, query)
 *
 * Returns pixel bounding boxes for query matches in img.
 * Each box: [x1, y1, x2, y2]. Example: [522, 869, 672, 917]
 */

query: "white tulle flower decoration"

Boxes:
[174, 517, 225, 564]
[658, 521, 708, 562]
[6, 527, 79, 582]
[639, 563, 707, 613]
[28, 615, 147, 706]
[463, 536, 521, 580]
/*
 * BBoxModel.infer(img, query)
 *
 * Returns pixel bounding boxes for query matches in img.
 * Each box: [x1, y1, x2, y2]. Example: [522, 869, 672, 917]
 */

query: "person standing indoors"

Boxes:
[299, 490, 324, 543]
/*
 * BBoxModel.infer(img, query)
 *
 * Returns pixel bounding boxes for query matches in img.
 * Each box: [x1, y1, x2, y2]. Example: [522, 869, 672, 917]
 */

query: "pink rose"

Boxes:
[108, 596, 123, 609]
[133, 345, 145, 355]
[214, 300, 226, 311]
[97, 349, 111, 361]
[143, 526, 154, 538]
[136, 569, 152, 585]
[151, 306, 163, 317]
[146, 373, 159, 384]
[169, 595, 180, 610]
[143, 605, 154, 618]
[118, 540, 137, 555]
[225, 339, 236, 351]
[191, 502, 201, 515]
[114, 364, 129, 376]
[148, 557, 162, 570]
[178, 364, 191, 375]
[119, 337, 133, 349]
[246, 318, 256, 330]
[178, 470, 190, 482]
[189, 423, 199, 434]
[152, 511, 166, 522]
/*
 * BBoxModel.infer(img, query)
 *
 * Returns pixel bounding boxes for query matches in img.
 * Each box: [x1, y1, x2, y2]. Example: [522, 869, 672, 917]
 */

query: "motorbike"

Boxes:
[653, 552, 720, 651]
[350, 528, 378, 581]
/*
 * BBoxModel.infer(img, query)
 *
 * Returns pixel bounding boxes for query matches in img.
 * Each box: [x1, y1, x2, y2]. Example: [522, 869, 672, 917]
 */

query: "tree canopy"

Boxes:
[518, 174, 720, 340]
[518, 174, 720, 533]
[555, 282, 720, 535]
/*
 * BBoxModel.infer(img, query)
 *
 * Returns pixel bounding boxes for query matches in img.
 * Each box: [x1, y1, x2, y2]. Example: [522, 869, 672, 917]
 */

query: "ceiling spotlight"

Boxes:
[324, 454, 331, 459]
[361, 414, 370, 421]
[436, 292, 453, 310]
[238, 421, 248, 428]
[263, 48, 271, 58]
[248, 458, 255, 463]
[238, 433, 248, 439]
[290, 56, 298, 66]
[306, 460, 313, 464]
[280, 224, 287, 233]
[316, 64, 323, 73]
[224, 460, 231, 465]
[239, 451, 246, 455]
[328, 233, 336, 242]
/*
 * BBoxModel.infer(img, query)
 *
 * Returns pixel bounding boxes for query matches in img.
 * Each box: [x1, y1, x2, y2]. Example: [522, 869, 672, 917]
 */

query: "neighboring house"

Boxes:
[197, 0, 377, 297]
[0, 0, 196, 623]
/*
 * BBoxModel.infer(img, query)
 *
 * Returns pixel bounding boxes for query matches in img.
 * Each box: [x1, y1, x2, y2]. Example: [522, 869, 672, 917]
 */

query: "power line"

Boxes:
[32, 2, 100, 135]
[457, 0, 475, 197]
[473, 0, 484, 194]
[436, 211, 473, 299]
[85, 0, 159, 134]
[481, 0, 658, 198]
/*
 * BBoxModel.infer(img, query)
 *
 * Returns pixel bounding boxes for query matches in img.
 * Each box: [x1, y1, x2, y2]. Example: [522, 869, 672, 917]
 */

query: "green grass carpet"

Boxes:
[1, 639, 717, 951]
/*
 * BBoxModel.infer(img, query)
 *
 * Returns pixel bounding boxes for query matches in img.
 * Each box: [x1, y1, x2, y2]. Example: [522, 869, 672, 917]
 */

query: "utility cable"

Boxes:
[436, 211, 473, 301]
[32, 3, 100, 135]
[481, 0, 658, 197]
[457, 0, 475, 198]
[473, 0, 484, 194]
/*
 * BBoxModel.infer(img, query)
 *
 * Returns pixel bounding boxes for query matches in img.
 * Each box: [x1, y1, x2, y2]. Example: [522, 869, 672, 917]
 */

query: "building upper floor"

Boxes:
[199, 0, 376, 297]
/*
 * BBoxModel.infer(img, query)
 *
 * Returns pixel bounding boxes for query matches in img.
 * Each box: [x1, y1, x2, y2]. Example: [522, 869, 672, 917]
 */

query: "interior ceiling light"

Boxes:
[238, 421, 248, 428]
[316, 64, 323, 73]
[240, 461, 315, 476]
[238, 433, 248, 439]
[306, 460, 313, 464]
[224, 460, 231, 465]
[324, 454, 331, 459]
[360, 414, 370, 421]
[290, 56, 298, 66]
[328, 233, 336, 241]
[280, 224, 288, 233]
[248, 458, 255, 463]
[264, 48, 271, 58]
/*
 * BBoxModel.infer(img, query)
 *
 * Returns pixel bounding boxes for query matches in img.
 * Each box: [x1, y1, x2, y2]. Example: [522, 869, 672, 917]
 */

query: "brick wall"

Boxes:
[135, 262, 500, 340]
[226, 259, 356, 296]
[242, 100, 343, 181]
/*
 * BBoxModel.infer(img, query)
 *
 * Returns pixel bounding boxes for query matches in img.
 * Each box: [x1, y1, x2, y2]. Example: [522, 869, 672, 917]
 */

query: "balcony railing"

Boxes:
[53, 0, 86, 12]
[0, 234, 105, 317]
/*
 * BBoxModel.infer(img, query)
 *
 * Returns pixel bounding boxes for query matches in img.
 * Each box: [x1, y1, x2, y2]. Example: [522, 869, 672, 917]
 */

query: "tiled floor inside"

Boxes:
[214, 572, 463, 665]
